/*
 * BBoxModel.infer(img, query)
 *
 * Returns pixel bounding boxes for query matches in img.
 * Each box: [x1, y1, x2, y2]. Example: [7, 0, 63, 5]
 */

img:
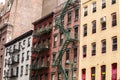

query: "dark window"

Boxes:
[41, 57, 44, 66]
[66, 49, 70, 63]
[112, 36, 117, 51]
[101, 39, 106, 53]
[20, 66, 23, 76]
[25, 64, 28, 75]
[21, 53, 24, 62]
[112, 63, 117, 80]
[65, 70, 69, 77]
[102, 0, 106, 9]
[111, 13, 117, 27]
[54, 35, 57, 48]
[19, 42, 21, 50]
[92, 2, 96, 13]
[101, 17, 106, 30]
[83, 45, 87, 58]
[75, 8, 79, 21]
[58, 73, 62, 80]
[74, 27, 78, 39]
[82, 69, 86, 80]
[92, 20, 96, 34]
[52, 54, 56, 65]
[45, 74, 48, 80]
[48, 38, 50, 48]
[16, 67, 19, 76]
[28, 37, 31, 47]
[83, 24, 87, 36]
[84, 6, 88, 16]
[92, 42, 96, 56]
[74, 47, 77, 62]
[101, 65, 106, 80]
[111, 0, 116, 4]
[26, 51, 29, 60]
[67, 11, 72, 24]
[46, 56, 49, 66]
[91, 67, 95, 80]
[60, 33, 64, 46]
[23, 40, 26, 45]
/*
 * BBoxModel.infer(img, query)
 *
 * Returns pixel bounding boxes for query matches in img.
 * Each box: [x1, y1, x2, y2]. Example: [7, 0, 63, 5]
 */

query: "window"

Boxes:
[82, 69, 86, 80]
[91, 42, 96, 56]
[21, 66, 23, 76]
[73, 70, 77, 80]
[112, 36, 117, 51]
[65, 70, 69, 77]
[21, 53, 24, 62]
[101, 17, 106, 30]
[60, 33, 64, 46]
[49, 22, 52, 27]
[48, 38, 50, 48]
[66, 49, 70, 63]
[91, 67, 95, 80]
[28, 37, 31, 47]
[25, 64, 28, 75]
[46, 56, 49, 66]
[101, 65, 106, 80]
[92, 2, 96, 13]
[19, 42, 21, 50]
[16, 67, 19, 76]
[42, 40, 46, 48]
[45, 74, 48, 80]
[111, 0, 116, 4]
[111, 13, 117, 27]
[92, 20, 96, 34]
[41, 57, 44, 67]
[102, 0, 106, 9]
[51, 74, 55, 80]
[74, 47, 77, 62]
[58, 73, 62, 80]
[84, 6, 88, 16]
[74, 27, 78, 39]
[40, 74, 43, 80]
[23, 40, 26, 45]
[26, 51, 29, 60]
[54, 35, 57, 47]
[52, 53, 56, 65]
[101, 39, 106, 53]
[75, 8, 79, 21]
[67, 11, 72, 24]
[83, 45, 87, 58]
[112, 63, 117, 80]
[83, 24, 87, 36]
[13, 45, 16, 50]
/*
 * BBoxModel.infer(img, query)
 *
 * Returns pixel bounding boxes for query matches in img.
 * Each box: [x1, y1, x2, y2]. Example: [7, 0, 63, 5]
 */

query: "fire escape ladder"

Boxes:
[54, 0, 78, 80]
[58, 64, 68, 80]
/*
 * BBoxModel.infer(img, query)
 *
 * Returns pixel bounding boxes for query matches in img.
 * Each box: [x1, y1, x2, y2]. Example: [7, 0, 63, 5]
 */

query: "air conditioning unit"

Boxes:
[101, 17, 106, 22]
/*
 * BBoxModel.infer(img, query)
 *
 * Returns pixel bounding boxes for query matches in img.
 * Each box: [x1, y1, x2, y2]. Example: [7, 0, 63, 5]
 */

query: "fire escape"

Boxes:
[54, 0, 79, 80]
[5, 45, 20, 79]
[31, 24, 52, 80]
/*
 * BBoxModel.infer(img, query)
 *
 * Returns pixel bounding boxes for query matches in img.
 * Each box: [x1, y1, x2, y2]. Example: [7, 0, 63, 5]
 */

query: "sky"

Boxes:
[0, 0, 5, 4]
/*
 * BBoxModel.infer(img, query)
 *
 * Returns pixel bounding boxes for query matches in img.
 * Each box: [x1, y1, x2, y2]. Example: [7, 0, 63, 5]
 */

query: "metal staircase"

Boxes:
[54, 0, 79, 80]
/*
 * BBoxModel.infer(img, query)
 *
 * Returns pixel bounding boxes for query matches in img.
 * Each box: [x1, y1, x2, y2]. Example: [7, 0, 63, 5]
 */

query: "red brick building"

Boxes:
[31, 12, 54, 80]
[51, 1, 80, 80]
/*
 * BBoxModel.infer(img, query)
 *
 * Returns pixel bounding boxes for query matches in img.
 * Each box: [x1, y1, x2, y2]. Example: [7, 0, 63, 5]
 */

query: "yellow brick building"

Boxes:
[79, 0, 120, 80]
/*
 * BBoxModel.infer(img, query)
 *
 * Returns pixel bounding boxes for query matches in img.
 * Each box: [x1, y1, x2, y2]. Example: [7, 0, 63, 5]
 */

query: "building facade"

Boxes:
[79, 0, 120, 80]
[0, 0, 13, 79]
[2, 30, 33, 80]
[51, 0, 80, 80]
[31, 13, 53, 80]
